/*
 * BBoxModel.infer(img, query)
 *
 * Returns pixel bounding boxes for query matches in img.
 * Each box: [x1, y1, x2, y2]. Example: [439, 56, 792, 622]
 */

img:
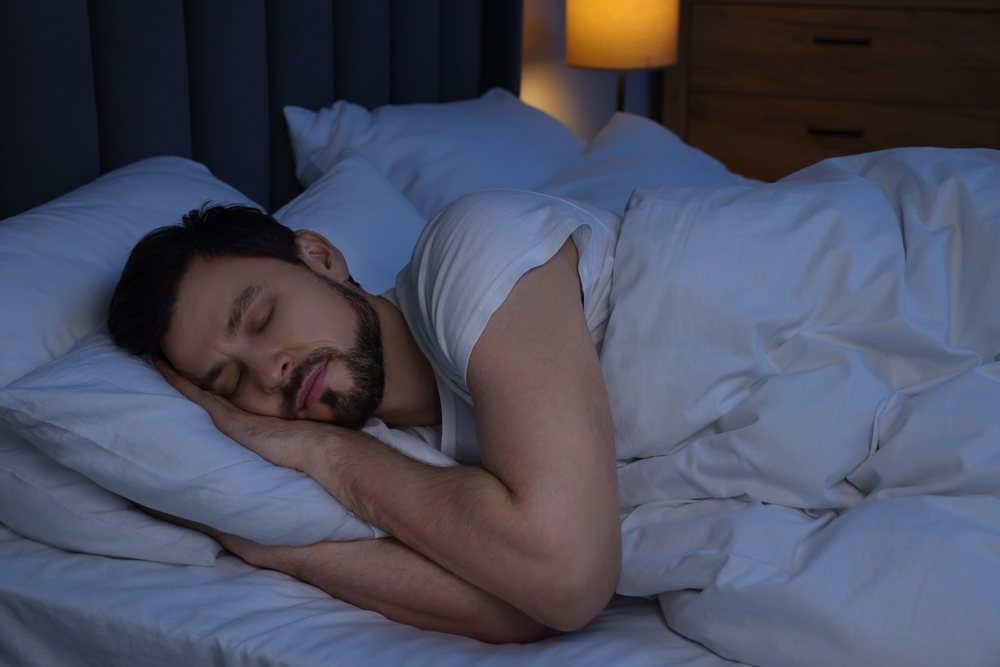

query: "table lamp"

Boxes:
[566, 0, 679, 112]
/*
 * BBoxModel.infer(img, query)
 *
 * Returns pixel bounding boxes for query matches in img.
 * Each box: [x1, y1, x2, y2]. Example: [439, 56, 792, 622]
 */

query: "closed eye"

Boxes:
[225, 365, 245, 399]
[256, 304, 273, 334]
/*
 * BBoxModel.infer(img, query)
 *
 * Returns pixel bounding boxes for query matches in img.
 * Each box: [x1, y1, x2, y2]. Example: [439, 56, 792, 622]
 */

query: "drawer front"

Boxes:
[687, 94, 999, 181]
[689, 5, 1000, 106]
[707, 0, 1000, 8]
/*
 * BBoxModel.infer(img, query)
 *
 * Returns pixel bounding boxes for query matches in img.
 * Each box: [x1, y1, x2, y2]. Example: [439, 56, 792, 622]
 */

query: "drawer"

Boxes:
[689, 5, 1000, 106]
[709, 0, 1000, 8]
[687, 94, 999, 181]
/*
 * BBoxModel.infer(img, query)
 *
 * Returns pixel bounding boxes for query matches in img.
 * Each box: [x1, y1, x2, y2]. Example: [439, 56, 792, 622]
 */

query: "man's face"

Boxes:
[161, 254, 384, 428]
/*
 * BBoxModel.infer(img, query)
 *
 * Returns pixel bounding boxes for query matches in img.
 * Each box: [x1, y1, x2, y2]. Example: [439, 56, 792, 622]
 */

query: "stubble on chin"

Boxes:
[282, 278, 386, 429]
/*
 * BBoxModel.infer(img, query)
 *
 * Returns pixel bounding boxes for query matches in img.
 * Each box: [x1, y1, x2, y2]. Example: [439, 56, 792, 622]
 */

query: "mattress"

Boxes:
[0, 526, 744, 667]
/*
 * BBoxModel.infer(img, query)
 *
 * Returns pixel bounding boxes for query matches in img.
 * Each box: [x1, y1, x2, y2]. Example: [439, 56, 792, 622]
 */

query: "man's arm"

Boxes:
[222, 534, 554, 643]
[163, 240, 621, 631]
[142, 507, 552, 643]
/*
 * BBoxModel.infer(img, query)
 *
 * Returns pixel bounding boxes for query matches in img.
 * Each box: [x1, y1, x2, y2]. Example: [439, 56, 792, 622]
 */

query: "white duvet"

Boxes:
[601, 148, 1000, 666]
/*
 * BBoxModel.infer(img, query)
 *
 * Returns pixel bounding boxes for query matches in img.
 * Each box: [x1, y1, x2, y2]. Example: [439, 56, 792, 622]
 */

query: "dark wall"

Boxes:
[0, 0, 522, 219]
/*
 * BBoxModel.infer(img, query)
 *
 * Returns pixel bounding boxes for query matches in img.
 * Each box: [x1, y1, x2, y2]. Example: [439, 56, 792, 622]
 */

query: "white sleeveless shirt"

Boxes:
[391, 190, 622, 464]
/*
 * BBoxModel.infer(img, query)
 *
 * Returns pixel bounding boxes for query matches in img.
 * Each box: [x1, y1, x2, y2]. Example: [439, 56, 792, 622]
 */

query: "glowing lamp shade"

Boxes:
[566, 0, 679, 70]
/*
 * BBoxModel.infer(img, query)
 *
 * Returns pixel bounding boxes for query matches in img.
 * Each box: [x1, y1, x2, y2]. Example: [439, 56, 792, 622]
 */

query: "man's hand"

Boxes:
[155, 359, 318, 472]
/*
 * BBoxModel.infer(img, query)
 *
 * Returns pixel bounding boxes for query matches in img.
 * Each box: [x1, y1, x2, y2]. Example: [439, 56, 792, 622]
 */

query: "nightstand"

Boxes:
[661, 0, 1000, 181]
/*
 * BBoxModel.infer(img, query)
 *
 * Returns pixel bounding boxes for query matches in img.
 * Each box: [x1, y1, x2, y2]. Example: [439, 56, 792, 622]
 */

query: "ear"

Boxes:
[294, 230, 351, 282]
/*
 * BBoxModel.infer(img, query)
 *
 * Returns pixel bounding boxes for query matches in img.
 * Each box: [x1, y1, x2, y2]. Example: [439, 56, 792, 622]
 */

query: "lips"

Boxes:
[297, 360, 327, 412]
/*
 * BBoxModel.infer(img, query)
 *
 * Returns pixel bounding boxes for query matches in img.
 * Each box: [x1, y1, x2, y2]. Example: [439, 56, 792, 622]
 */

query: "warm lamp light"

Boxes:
[566, 0, 679, 111]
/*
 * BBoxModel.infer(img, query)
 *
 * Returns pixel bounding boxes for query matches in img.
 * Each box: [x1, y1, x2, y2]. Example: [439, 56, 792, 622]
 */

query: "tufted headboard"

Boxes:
[0, 0, 523, 219]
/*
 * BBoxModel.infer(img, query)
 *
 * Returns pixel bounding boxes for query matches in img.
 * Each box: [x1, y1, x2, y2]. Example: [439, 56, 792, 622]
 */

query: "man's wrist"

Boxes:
[298, 425, 388, 516]
[297, 423, 353, 498]
[298, 424, 332, 476]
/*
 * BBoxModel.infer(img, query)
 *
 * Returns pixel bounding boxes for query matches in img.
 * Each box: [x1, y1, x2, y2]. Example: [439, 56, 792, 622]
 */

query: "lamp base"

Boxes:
[616, 70, 625, 112]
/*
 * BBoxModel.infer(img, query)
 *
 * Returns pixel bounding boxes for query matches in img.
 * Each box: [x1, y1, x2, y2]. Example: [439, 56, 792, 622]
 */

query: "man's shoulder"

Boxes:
[422, 190, 564, 242]
[397, 190, 590, 381]
[415, 189, 614, 264]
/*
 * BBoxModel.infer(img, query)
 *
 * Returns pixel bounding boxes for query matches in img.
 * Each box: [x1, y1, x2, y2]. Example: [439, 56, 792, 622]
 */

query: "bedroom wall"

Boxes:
[520, 0, 658, 140]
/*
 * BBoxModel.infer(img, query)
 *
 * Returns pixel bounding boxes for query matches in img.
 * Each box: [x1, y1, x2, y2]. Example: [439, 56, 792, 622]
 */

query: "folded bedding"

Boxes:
[603, 148, 1000, 666]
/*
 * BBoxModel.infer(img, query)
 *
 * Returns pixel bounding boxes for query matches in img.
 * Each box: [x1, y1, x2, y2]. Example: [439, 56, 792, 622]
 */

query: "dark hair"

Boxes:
[108, 204, 303, 359]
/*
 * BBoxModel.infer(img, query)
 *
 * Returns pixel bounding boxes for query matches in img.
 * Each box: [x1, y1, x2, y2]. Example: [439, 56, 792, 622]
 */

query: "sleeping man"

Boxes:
[108, 195, 625, 644]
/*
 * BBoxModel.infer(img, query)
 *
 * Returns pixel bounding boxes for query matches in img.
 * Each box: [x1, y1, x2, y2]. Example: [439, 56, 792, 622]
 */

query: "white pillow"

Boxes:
[285, 88, 585, 219]
[0, 156, 256, 387]
[0, 424, 220, 565]
[0, 332, 457, 547]
[536, 112, 737, 214]
[0, 156, 250, 564]
[273, 149, 427, 295]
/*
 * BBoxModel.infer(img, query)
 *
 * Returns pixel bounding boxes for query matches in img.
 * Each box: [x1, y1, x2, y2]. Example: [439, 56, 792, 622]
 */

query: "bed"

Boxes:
[2, 2, 1000, 667]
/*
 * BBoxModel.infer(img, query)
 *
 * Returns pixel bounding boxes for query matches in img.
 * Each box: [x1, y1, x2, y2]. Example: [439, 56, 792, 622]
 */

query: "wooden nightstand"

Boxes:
[661, 0, 1000, 181]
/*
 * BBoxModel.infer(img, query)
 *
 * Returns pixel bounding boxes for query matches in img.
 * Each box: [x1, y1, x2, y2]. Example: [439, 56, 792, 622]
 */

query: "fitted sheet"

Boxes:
[0, 526, 745, 667]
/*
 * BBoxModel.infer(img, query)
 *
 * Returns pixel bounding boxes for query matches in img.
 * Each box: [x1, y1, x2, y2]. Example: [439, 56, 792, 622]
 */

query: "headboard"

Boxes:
[0, 0, 523, 219]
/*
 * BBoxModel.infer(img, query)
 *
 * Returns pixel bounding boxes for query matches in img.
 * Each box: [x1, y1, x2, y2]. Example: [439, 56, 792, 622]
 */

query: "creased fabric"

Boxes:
[605, 148, 1000, 666]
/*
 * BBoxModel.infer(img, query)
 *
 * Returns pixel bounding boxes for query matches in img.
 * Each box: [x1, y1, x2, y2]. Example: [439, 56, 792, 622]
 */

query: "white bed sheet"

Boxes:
[0, 526, 745, 667]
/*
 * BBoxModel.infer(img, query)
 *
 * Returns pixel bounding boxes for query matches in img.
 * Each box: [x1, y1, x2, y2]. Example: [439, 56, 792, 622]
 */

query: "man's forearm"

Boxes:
[244, 535, 554, 644]
[301, 429, 548, 618]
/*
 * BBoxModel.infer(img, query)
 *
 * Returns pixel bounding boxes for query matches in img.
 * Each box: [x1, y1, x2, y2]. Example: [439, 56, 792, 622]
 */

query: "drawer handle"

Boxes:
[808, 126, 865, 139]
[813, 36, 872, 47]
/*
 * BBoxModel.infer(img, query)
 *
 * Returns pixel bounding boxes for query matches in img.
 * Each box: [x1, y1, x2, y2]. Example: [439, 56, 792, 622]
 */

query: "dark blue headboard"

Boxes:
[0, 0, 523, 219]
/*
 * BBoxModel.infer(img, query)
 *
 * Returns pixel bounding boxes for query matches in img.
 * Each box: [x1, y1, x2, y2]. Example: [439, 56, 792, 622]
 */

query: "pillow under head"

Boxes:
[0, 331, 456, 547]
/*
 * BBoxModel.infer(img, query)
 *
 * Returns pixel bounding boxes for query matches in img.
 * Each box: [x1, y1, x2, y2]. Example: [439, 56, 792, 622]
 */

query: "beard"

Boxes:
[281, 278, 385, 429]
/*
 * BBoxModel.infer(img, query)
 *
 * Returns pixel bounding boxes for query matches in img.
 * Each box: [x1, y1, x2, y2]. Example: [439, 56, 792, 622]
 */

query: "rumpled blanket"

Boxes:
[600, 148, 1000, 667]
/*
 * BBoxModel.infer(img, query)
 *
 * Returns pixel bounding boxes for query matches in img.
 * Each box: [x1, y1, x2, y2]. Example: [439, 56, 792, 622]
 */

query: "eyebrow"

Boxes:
[228, 282, 266, 339]
[196, 282, 265, 392]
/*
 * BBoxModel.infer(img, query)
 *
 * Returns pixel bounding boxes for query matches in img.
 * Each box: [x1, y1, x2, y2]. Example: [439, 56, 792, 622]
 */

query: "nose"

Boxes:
[255, 348, 294, 394]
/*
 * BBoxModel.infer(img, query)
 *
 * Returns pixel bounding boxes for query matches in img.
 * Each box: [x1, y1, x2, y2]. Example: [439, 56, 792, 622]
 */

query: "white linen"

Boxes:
[603, 148, 1000, 666]
[284, 88, 585, 219]
[0, 425, 219, 565]
[0, 524, 748, 667]
[536, 112, 737, 214]
[0, 331, 455, 548]
[394, 190, 622, 463]
[273, 148, 427, 296]
[0, 155, 253, 564]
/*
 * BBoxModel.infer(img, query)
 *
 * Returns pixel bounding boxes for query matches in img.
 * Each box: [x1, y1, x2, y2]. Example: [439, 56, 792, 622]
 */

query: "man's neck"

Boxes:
[369, 294, 442, 426]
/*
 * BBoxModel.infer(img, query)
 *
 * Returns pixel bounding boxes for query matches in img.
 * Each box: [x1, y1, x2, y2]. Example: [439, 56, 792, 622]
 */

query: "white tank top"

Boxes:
[391, 190, 622, 464]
